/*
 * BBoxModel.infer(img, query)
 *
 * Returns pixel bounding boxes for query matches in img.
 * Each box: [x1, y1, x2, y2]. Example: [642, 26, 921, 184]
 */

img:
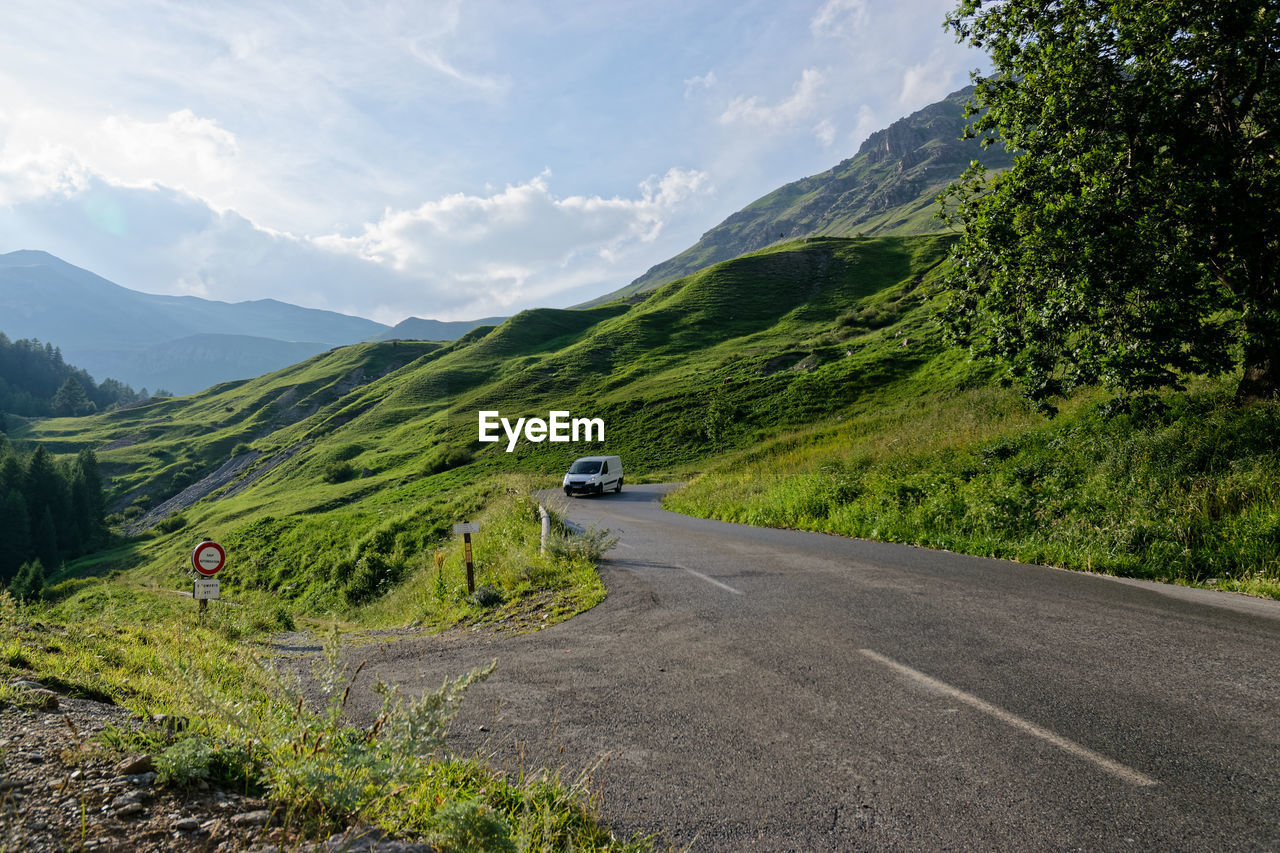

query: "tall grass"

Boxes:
[0, 585, 644, 850]
[667, 387, 1280, 598]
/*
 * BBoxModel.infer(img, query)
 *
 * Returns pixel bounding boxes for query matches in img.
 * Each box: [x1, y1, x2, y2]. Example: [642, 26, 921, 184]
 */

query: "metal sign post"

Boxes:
[452, 522, 479, 594]
[191, 539, 226, 616]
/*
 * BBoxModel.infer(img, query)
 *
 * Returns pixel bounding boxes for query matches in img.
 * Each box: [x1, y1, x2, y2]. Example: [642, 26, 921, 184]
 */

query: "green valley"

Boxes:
[5, 227, 1280, 849]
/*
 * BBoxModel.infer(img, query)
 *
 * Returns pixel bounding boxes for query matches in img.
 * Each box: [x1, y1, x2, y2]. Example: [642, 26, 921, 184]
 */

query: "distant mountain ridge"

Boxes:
[0, 250, 387, 348]
[372, 315, 507, 342]
[587, 86, 1012, 304]
[0, 251, 490, 395]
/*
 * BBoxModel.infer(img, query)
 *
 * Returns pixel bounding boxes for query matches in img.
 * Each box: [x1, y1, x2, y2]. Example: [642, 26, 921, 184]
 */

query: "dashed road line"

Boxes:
[858, 648, 1158, 787]
[680, 566, 744, 595]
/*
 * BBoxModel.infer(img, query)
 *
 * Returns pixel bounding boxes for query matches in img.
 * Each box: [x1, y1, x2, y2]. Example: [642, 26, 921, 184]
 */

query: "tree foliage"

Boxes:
[0, 439, 108, 591]
[0, 333, 144, 419]
[940, 0, 1280, 411]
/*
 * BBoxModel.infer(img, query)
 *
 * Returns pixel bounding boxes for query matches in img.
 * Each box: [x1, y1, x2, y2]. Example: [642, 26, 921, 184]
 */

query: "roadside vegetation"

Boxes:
[7, 8, 1280, 834]
[666, 383, 1280, 599]
[0, 478, 636, 850]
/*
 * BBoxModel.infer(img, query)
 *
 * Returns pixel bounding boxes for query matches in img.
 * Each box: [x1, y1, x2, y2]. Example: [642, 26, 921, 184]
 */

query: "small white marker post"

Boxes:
[191, 539, 226, 617]
[452, 522, 480, 594]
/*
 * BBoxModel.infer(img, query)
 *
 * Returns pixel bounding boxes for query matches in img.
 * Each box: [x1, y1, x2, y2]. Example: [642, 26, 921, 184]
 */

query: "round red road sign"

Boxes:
[192, 540, 226, 576]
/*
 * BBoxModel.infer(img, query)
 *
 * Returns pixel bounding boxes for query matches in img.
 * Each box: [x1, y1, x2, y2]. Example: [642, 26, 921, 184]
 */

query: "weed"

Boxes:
[191, 628, 495, 827]
[545, 527, 618, 564]
[155, 735, 255, 791]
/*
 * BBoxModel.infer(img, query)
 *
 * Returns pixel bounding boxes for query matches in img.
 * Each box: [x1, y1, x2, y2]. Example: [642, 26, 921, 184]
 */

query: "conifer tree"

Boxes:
[0, 489, 30, 585]
[32, 506, 58, 571]
[8, 559, 44, 603]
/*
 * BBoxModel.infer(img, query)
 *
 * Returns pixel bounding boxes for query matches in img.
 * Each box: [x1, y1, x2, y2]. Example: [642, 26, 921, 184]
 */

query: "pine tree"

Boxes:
[51, 377, 95, 417]
[70, 448, 105, 548]
[8, 559, 44, 603]
[0, 489, 30, 585]
[32, 506, 58, 571]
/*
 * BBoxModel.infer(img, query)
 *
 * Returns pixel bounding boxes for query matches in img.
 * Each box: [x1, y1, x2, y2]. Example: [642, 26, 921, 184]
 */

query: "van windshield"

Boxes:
[569, 460, 603, 475]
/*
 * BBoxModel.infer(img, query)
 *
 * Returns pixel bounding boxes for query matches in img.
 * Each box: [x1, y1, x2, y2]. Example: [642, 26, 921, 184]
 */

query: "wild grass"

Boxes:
[0, 586, 646, 850]
[667, 385, 1280, 598]
[8, 230, 1278, 847]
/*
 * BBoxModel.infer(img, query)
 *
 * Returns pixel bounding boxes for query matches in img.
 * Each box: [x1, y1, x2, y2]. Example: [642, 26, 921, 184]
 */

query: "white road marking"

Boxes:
[680, 566, 744, 595]
[618, 541, 635, 549]
[858, 649, 1158, 788]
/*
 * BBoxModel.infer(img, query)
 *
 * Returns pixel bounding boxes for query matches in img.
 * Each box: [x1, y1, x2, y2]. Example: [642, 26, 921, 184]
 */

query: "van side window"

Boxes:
[602, 462, 609, 474]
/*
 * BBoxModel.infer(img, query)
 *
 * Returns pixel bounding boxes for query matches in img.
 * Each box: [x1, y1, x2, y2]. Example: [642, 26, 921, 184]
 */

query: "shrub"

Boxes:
[430, 798, 516, 852]
[154, 513, 188, 534]
[322, 460, 356, 484]
[8, 560, 44, 603]
[422, 447, 473, 476]
[545, 526, 618, 564]
[344, 552, 401, 604]
[194, 631, 495, 823]
[471, 584, 504, 608]
[156, 735, 254, 790]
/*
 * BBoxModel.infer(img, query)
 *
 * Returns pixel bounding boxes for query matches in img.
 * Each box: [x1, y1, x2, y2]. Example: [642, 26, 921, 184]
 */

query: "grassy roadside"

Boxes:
[665, 383, 1280, 600]
[0, 480, 641, 851]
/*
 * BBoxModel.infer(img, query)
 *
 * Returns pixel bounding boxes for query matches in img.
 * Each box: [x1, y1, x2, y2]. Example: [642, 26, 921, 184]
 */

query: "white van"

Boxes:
[563, 455, 623, 496]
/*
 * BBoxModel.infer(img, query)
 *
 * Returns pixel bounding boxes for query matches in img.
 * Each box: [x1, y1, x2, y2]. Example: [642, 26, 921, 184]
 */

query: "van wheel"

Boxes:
[564, 487, 572, 497]
[615, 478, 623, 493]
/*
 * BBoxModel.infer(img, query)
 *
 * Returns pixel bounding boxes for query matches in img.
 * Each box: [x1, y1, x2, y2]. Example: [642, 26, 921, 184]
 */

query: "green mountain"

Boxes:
[372, 315, 507, 342]
[0, 250, 389, 394]
[20, 235, 961, 603]
[16, 229, 1280, 615]
[587, 87, 1012, 304]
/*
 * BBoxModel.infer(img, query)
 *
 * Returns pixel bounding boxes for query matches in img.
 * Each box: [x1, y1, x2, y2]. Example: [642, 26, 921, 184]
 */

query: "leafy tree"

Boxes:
[31, 507, 58, 571]
[51, 376, 96, 417]
[70, 448, 105, 546]
[940, 0, 1280, 411]
[0, 489, 30, 585]
[8, 559, 44, 603]
[0, 333, 141, 416]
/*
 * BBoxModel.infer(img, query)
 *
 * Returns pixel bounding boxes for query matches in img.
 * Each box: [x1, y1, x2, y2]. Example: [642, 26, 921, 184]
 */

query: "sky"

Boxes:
[0, 0, 987, 327]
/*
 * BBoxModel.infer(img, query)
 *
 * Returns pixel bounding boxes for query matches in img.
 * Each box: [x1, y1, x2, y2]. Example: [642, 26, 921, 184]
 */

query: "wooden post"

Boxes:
[539, 504, 550, 555]
[463, 531, 475, 594]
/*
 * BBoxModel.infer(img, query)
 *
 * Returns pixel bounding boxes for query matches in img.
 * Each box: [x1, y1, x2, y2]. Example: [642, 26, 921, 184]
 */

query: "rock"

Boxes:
[12, 680, 59, 709]
[152, 713, 189, 733]
[230, 809, 273, 827]
[120, 771, 158, 787]
[113, 754, 153, 776]
[114, 801, 145, 818]
[10, 679, 46, 691]
[110, 789, 147, 808]
[321, 828, 437, 852]
[173, 816, 202, 832]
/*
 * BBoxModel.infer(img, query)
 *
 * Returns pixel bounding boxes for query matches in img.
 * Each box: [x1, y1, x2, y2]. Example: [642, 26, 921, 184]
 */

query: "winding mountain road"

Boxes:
[339, 484, 1280, 850]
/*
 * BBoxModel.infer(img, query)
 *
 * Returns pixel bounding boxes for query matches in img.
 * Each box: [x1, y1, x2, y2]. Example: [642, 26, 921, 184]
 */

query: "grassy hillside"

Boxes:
[7, 231, 1280, 847]
[21, 230, 1278, 608]
[10, 236, 953, 616]
[587, 87, 1014, 305]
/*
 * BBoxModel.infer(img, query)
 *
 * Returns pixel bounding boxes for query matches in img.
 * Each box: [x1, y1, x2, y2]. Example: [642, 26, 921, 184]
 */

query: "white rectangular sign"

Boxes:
[452, 522, 480, 534]
[193, 577, 221, 600]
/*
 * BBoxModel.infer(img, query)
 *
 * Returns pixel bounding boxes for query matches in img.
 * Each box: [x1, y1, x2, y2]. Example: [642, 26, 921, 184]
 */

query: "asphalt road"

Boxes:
[338, 484, 1280, 851]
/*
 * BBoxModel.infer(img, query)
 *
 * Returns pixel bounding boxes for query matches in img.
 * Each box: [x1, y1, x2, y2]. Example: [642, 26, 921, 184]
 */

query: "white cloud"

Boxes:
[813, 118, 837, 148]
[318, 168, 711, 310]
[0, 157, 711, 323]
[683, 71, 717, 98]
[811, 0, 869, 38]
[899, 49, 963, 108]
[850, 104, 881, 149]
[95, 111, 240, 193]
[720, 68, 824, 128]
